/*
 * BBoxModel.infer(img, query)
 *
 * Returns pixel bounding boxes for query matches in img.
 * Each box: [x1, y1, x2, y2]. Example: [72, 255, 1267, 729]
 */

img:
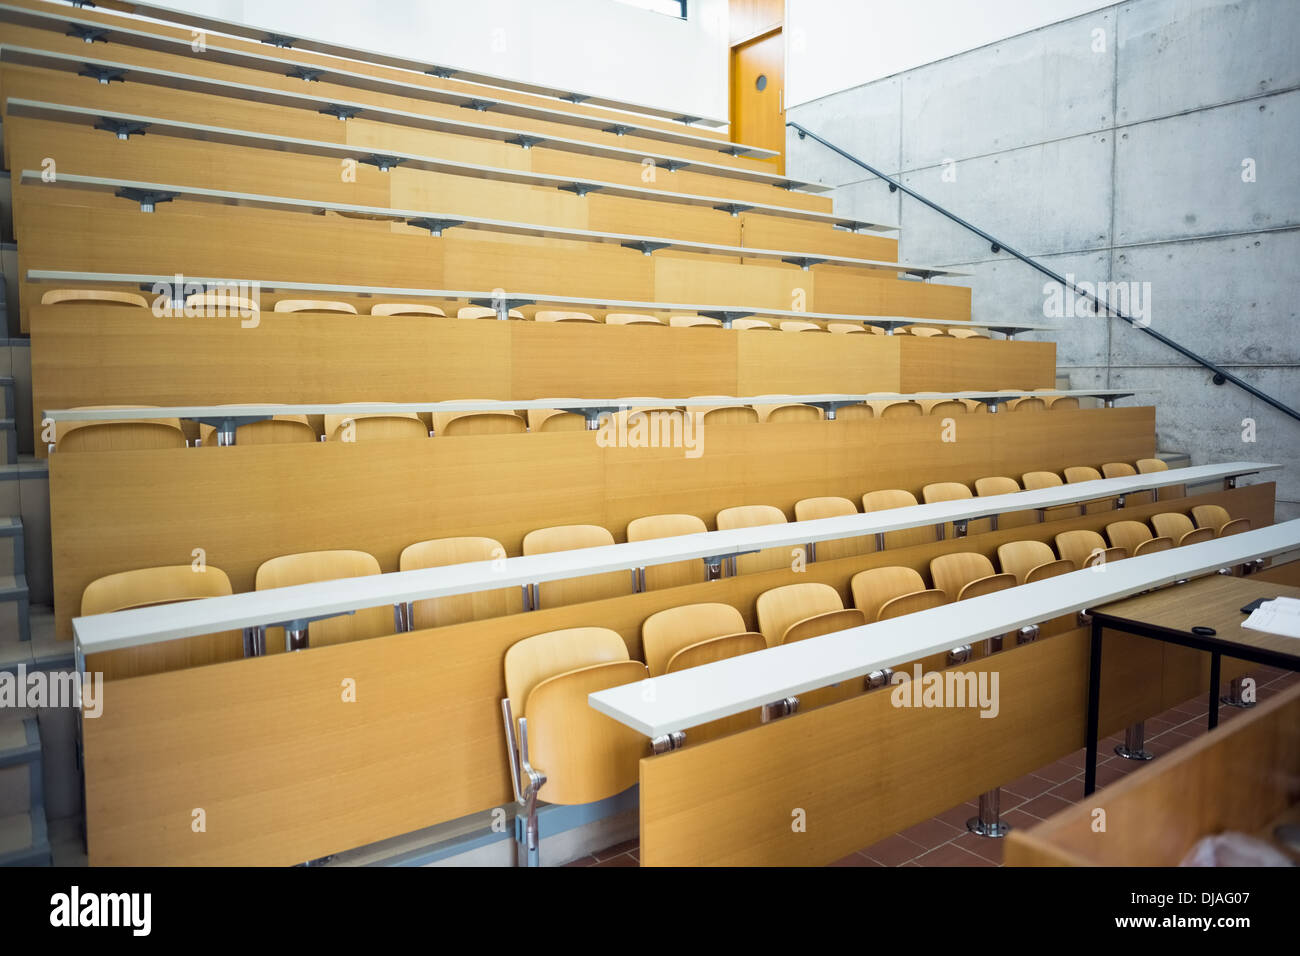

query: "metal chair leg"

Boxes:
[1220, 675, 1255, 709]
[966, 788, 1010, 838]
[1114, 721, 1154, 760]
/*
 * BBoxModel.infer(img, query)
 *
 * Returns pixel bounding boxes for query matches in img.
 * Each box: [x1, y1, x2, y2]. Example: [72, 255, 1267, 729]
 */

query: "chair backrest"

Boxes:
[1055, 530, 1124, 569]
[1005, 392, 1047, 412]
[55, 406, 187, 453]
[535, 310, 597, 323]
[273, 299, 357, 314]
[641, 602, 756, 676]
[1022, 471, 1064, 491]
[1064, 465, 1103, 484]
[458, 305, 524, 320]
[833, 403, 872, 421]
[605, 313, 664, 326]
[505, 626, 632, 719]
[400, 536, 521, 628]
[922, 481, 973, 505]
[794, 496, 858, 523]
[996, 540, 1060, 584]
[828, 323, 867, 334]
[324, 413, 428, 441]
[862, 489, 936, 548]
[1191, 505, 1250, 537]
[1136, 458, 1168, 475]
[1101, 462, 1137, 479]
[432, 410, 527, 436]
[1046, 395, 1080, 410]
[732, 318, 775, 331]
[370, 302, 446, 316]
[41, 288, 148, 308]
[869, 399, 923, 419]
[906, 326, 945, 337]
[920, 399, 968, 417]
[754, 403, 823, 424]
[199, 415, 316, 446]
[181, 290, 259, 313]
[522, 525, 632, 607]
[82, 564, 233, 615]
[527, 408, 586, 431]
[663, 632, 768, 675]
[1104, 520, 1154, 554]
[947, 327, 990, 339]
[975, 476, 1021, 497]
[668, 314, 722, 328]
[756, 582, 858, 646]
[930, 552, 1002, 601]
[779, 320, 826, 333]
[255, 550, 394, 646]
[687, 404, 760, 425]
[716, 504, 786, 531]
[626, 513, 710, 589]
[849, 566, 928, 622]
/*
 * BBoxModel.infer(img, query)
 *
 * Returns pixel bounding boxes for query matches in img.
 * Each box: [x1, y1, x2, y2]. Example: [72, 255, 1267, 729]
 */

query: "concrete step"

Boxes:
[0, 806, 51, 866]
[0, 420, 14, 467]
[0, 716, 41, 817]
[0, 516, 22, 578]
[0, 376, 13, 420]
[0, 573, 30, 643]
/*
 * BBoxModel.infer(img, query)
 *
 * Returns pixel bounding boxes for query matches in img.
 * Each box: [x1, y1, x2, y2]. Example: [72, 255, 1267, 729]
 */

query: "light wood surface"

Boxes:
[1005, 683, 1300, 865]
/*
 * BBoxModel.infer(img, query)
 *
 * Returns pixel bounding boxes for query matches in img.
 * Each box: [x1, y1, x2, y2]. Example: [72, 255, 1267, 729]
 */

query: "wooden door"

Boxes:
[730, 28, 785, 173]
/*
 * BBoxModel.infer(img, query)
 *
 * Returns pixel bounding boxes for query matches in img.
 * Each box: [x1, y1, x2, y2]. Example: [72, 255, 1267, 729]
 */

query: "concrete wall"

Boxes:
[786, 0, 1300, 520]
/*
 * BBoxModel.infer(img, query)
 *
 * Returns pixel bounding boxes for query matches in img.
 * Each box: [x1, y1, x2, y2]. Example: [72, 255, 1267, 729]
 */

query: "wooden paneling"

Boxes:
[740, 214, 899, 261]
[49, 407, 1158, 637]
[79, 484, 1271, 865]
[31, 306, 1048, 436]
[1006, 683, 1300, 865]
[730, 0, 784, 44]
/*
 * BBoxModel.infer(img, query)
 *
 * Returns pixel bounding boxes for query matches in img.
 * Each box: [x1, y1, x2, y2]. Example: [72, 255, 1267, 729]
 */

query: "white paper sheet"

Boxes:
[1242, 596, 1300, 639]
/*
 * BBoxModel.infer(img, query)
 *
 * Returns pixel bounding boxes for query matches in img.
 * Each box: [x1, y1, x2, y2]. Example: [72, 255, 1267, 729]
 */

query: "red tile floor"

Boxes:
[570, 665, 1299, 867]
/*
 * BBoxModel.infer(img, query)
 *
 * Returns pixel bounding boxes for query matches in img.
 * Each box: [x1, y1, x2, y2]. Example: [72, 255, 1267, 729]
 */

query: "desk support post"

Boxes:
[1208, 652, 1221, 730]
[1084, 617, 1103, 797]
[1221, 676, 1255, 709]
[967, 789, 1010, 838]
[1114, 722, 1153, 761]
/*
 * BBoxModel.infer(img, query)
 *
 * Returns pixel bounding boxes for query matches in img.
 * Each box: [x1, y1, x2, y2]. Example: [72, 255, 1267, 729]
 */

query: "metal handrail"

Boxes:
[788, 120, 1300, 424]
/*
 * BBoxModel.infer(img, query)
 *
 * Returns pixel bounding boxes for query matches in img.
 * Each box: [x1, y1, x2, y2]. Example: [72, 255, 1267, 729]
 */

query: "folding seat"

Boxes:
[522, 524, 635, 608]
[1101, 460, 1152, 506]
[527, 408, 586, 431]
[1190, 504, 1251, 537]
[81, 565, 242, 677]
[828, 322, 868, 334]
[626, 513, 710, 590]
[929, 552, 1017, 601]
[605, 313, 664, 326]
[641, 603, 765, 677]
[754, 403, 823, 424]
[1137, 457, 1184, 500]
[974, 475, 1035, 530]
[370, 303, 446, 316]
[756, 582, 865, 646]
[458, 305, 525, 320]
[399, 536, 523, 628]
[1151, 512, 1215, 547]
[324, 413, 429, 441]
[255, 550, 398, 650]
[41, 288, 147, 308]
[793, 496, 872, 561]
[732, 318, 776, 331]
[947, 327, 990, 339]
[1105, 520, 1173, 557]
[715, 504, 791, 574]
[922, 481, 991, 537]
[861, 489, 936, 549]
[1064, 464, 1113, 513]
[779, 320, 828, 332]
[668, 314, 723, 328]
[272, 299, 357, 314]
[867, 397, 923, 419]
[849, 566, 946, 622]
[685, 403, 759, 425]
[1022, 470, 1082, 520]
[199, 413, 316, 446]
[535, 310, 597, 323]
[54, 406, 187, 453]
[502, 627, 647, 866]
[1054, 529, 1126, 569]
[432, 409, 527, 436]
[996, 540, 1075, 584]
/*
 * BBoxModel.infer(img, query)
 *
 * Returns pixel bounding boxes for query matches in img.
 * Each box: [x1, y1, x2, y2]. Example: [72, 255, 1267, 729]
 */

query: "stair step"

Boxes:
[0, 716, 41, 817]
[0, 573, 30, 643]
[0, 806, 51, 867]
[0, 377, 13, 420]
[0, 420, 14, 466]
[0, 516, 22, 578]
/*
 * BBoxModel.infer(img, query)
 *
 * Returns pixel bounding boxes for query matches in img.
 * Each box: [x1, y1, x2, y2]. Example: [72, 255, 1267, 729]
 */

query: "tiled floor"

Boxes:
[573, 666, 1299, 867]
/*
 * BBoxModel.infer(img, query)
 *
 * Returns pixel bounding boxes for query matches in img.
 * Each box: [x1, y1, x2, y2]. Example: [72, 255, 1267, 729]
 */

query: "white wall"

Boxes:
[787, 0, 1114, 108]
[139, 0, 731, 121]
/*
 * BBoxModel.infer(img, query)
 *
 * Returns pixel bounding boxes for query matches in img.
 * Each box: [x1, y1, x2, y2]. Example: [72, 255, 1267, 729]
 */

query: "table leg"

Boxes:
[1084, 618, 1103, 796]
[1208, 651, 1221, 730]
